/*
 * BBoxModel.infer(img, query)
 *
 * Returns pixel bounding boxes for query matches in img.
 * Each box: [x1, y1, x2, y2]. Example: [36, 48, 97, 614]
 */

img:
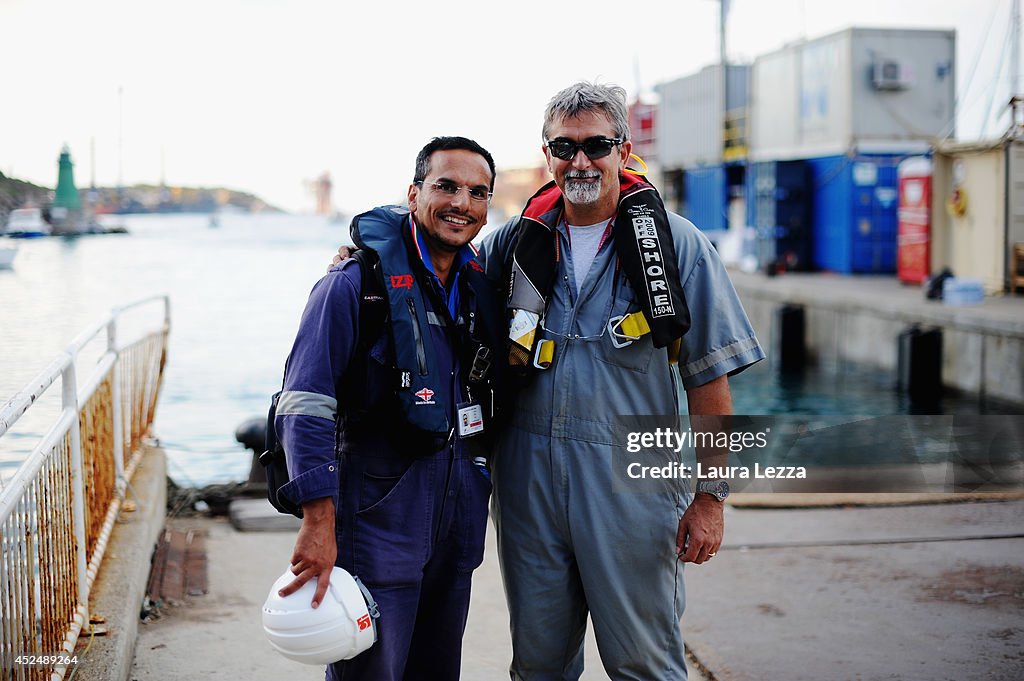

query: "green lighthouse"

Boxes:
[53, 144, 81, 212]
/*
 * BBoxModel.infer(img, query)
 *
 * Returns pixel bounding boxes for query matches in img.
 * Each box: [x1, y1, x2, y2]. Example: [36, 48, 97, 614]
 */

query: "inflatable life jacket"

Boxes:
[348, 205, 505, 453]
[504, 175, 690, 376]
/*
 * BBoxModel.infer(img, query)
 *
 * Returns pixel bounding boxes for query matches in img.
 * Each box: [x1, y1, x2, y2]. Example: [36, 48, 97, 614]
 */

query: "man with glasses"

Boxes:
[276, 136, 505, 681]
[480, 82, 764, 680]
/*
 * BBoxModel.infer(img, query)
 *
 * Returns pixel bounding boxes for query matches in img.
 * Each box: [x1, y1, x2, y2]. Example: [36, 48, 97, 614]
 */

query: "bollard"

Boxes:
[235, 416, 268, 485]
[897, 326, 943, 403]
[775, 304, 806, 371]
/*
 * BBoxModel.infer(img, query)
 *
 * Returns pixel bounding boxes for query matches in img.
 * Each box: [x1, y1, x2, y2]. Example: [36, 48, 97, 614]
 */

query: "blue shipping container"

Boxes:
[808, 154, 905, 273]
[683, 165, 726, 232]
[747, 160, 813, 270]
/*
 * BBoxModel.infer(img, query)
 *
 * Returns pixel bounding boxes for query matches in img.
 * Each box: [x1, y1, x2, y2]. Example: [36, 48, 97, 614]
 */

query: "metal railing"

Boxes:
[0, 295, 170, 681]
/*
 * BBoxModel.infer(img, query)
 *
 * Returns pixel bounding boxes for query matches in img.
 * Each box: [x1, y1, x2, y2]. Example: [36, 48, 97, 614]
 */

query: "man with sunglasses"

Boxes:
[276, 136, 506, 681]
[479, 82, 764, 680]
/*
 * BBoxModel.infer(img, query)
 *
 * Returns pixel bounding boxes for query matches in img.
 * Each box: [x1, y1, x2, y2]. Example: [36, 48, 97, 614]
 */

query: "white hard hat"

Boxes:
[262, 566, 378, 665]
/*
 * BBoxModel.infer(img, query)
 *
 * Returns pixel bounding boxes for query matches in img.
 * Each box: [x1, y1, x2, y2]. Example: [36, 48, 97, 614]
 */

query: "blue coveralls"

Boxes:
[479, 210, 765, 681]
[276, 229, 491, 681]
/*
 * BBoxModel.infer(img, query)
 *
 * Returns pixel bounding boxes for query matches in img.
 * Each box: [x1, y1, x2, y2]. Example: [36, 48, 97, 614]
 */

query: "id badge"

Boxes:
[457, 402, 485, 437]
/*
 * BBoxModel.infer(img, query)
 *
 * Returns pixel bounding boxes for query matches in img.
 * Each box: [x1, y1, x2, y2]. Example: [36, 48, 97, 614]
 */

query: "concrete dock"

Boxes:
[121, 496, 1022, 681]
[730, 270, 1024, 405]
[125, 506, 709, 681]
[683, 499, 1024, 681]
[70, 446, 1015, 679]
[62, 445, 1024, 681]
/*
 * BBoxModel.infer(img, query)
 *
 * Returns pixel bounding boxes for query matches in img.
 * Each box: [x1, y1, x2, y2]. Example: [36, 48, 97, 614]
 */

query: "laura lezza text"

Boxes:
[626, 462, 807, 479]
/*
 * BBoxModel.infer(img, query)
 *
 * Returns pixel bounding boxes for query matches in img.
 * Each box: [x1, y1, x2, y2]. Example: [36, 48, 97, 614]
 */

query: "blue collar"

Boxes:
[410, 215, 478, 320]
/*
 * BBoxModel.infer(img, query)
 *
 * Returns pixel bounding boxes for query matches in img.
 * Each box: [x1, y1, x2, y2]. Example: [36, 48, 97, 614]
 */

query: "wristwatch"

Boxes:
[695, 479, 730, 502]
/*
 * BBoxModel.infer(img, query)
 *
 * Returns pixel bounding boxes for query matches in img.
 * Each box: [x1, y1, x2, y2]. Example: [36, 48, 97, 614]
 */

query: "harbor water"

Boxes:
[0, 212, 349, 487]
[0, 213, 1013, 488]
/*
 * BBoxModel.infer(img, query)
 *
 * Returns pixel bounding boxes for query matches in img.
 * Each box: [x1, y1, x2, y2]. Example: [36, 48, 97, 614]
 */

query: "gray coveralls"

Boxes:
[480, 211, 764, 681]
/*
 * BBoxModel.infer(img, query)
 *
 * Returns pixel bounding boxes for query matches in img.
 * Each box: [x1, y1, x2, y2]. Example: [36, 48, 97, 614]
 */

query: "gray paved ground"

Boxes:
[129, 499, 1023, 680]
[130, 516, 319, 681]
[683, 501, 1024, 681]
[128, 502, 707, 681]
[128, 503, 708, 679]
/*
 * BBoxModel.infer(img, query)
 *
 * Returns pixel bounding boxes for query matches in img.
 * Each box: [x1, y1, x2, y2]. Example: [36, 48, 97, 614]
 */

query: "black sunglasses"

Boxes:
[546, 136, 623, 161]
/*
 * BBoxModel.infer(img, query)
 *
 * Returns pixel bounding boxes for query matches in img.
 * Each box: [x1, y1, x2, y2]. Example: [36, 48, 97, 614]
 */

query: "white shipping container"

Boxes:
[749, 43, 802, 160]
[799, 32, 852, 149]
[657, 64, 749, 168]
[749, 28, 955, 161]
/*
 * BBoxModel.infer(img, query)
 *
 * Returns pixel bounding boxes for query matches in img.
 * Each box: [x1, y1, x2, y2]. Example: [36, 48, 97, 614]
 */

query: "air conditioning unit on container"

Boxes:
[872, 58, 910, 91]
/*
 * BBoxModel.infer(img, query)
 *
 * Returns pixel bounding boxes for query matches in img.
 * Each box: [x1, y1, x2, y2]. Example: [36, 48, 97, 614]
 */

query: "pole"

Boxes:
[107, 318, 125, 488]
[117, 86, 123, 197]
[63, 360, 90, 613]
[720, 0, 728, 157]
[1013, 0, 1021, 97]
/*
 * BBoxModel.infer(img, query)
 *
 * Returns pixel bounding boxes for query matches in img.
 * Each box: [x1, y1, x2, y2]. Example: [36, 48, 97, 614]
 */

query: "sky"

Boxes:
[0, 0, 1016, 214]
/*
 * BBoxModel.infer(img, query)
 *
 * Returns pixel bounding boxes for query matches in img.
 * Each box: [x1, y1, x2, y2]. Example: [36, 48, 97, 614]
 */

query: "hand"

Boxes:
[676, 494, 724, 564]
[329, 245, 356, 271]
[278, 497, 337, 608]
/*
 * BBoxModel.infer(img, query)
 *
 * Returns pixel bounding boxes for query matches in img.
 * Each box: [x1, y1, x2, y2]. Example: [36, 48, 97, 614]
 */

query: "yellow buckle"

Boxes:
[533, 339, 556, 369]
[607, 312, 650, 348]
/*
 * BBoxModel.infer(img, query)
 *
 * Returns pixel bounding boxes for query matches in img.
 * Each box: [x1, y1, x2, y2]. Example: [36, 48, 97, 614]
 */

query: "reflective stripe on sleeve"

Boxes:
[681, 336, 761, 379]
[276, 390, 337, 421]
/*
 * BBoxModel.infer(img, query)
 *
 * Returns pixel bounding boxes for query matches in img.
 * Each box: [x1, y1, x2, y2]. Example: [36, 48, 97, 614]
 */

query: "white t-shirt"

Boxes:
[567, 219, 611, 293]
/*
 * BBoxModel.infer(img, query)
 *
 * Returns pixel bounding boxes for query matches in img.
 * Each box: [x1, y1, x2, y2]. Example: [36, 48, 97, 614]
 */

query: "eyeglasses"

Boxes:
[545, 136, 623, 162]
[414, 179, 493, 204]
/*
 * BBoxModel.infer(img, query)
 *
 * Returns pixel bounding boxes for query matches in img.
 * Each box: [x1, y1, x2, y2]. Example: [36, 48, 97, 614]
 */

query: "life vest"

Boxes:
[348, 205, 504, 453]
[505, 175, 691, 375]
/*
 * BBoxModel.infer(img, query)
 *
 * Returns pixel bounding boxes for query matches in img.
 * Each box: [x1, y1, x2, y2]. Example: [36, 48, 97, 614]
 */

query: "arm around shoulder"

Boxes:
[477, 216, 520, 282]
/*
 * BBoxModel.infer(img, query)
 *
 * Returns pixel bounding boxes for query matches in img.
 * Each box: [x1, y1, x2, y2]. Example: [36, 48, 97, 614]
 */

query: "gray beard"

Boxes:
[564, 176, 602, 205]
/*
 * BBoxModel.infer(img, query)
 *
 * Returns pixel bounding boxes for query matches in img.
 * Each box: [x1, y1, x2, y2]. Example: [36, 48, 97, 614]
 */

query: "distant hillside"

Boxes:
[0, 171, 51, 217]
[0, 172, 280, 221]
[90, 184, 281, 215]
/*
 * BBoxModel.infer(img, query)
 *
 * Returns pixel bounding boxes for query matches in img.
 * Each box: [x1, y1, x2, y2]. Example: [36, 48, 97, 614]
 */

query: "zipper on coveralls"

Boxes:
[553, 251, 620, 428]
[406, 297, 429, 376]
[431, 305, 463, 548]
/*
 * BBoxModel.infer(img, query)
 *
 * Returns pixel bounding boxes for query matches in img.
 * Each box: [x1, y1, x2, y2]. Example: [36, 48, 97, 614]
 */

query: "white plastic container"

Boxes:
[942, 277, 985, 305]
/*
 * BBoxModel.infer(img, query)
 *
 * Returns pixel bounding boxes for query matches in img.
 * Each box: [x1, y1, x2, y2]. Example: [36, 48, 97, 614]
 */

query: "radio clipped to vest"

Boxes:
[506, 237, 557, 373]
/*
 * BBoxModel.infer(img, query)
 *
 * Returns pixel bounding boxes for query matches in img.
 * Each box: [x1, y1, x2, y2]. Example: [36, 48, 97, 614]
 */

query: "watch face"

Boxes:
[698, 479, 729, 500]
[713, 480, 729, 499]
